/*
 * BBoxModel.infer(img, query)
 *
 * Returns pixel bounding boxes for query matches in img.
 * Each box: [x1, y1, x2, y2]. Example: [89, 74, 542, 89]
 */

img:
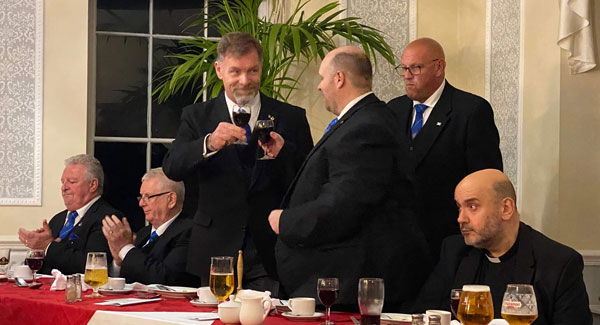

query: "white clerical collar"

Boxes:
[337, 91, 373, 119]
[485, 254, 501, 264]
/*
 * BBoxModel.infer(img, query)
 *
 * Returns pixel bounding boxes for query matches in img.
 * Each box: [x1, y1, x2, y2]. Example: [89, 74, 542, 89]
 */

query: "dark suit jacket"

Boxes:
[120, 216, 200, 287]
[42, 197, 123, 275]
[387, 82, 503, 260]
[276, 94, 431, 308]
[413, 223, 592, 325]
[162, 92, 313, 283]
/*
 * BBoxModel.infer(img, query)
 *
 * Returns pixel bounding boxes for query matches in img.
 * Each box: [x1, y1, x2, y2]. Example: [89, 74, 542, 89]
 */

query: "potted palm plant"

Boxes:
[153, 0, 396, 103]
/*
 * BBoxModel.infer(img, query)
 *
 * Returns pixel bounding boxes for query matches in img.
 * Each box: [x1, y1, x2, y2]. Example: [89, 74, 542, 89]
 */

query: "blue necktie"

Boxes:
[411, 104, 428, 139]
[324, 117, 338, 135]
[239, 108, 251, 142]
[148, 231, 158, 244]
[59, 211, 78, 239]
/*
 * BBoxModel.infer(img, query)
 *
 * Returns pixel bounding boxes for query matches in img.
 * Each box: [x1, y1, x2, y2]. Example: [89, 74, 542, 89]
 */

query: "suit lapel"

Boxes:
[135, 226, 152, 248]
[281, 94, 376, 206]
[453, 248, 482, 288]
[513, 223, 536, 284]
[248, 94, 279, 191]
[51, 211, 68, 237]
[411, 83, 454, 167]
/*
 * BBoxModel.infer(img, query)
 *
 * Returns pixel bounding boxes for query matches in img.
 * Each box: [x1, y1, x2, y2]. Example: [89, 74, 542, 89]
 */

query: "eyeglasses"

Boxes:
[137, 191, 171, 203]
[395, 59, 440, 75]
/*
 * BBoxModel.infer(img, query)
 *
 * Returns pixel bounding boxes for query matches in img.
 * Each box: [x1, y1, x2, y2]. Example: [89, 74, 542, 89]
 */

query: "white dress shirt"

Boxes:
[411, 80, 446, 126]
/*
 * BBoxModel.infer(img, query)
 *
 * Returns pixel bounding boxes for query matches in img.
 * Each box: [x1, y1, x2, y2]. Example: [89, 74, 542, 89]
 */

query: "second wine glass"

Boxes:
[26, 249, 44, 285]
[256, 119, 275, 160]
[317, 277, 339, 325]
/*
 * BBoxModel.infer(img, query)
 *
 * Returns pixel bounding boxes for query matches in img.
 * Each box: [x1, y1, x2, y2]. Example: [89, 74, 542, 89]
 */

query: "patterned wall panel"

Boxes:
[346, 0, 416, 102]
[0, 0, 43, 205]
[486, 0, 520, 188]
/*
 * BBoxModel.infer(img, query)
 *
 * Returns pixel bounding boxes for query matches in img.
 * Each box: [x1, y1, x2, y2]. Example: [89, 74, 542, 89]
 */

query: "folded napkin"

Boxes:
[50, 269, 92, 291]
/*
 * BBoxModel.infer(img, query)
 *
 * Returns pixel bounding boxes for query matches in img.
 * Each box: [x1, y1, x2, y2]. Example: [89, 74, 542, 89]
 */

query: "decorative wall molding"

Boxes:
[580, 250, 600, 266]
[0, 0, 44, 205]
[485, 0, 520, 189]
[346, 0, 416, 102]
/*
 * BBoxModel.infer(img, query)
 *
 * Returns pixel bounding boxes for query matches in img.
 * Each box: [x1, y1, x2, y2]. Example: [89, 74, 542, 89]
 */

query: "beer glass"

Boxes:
[501, 284, 538, 325]
[209, 256, 234, 302]
[456, 285, 493, 325]
[26, 249, 45, 285]
[84, 252, 108, 297]
[358, 278, 384, 325]
[317, 278, 339, 325]
[256, 119, 275, 160]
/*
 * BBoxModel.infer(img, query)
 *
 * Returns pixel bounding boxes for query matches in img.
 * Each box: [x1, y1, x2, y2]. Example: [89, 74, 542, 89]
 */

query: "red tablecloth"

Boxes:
[0, 278, 357, 324]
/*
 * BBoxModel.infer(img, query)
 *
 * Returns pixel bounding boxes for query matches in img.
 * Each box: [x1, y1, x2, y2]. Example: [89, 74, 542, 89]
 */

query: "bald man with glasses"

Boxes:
[102, 168, 200, 286]
[388, 38, 503, 263]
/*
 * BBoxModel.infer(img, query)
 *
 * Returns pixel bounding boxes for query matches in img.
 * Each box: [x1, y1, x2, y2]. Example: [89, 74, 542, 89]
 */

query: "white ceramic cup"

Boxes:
[288, 297, 315, 316]
[218, 300, 241, 324]
[13, 265, 33, 280]
[425, 309, 451, 325]
[197, 286, 218, 303]
[108, 277, 126, 290]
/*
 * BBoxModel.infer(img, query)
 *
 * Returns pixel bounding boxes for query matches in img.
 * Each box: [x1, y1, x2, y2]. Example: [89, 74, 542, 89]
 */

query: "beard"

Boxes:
[233, 83, 259, 106]
[463, 212, 502, 249]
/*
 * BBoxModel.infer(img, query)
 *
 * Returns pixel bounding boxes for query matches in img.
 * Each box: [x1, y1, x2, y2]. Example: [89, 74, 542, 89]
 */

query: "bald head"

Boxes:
[457, 169, 516, 205]
[404, 38, 445, 60]
[323, 46, 373, 91]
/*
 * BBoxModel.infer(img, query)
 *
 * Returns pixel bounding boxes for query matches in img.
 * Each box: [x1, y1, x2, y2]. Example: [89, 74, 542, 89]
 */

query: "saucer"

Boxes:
[190, 299, 219, 308]
[282, 312, 324, 321]
[98, 288, 134, 295]
[150, 286, 197, 299]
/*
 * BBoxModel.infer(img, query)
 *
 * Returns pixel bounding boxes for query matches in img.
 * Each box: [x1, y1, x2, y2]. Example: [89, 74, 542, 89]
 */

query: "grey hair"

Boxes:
[493, 179, 517, 205]
[141, 168, 185, 206]
[64, 154, 104, 195]
[217, 32, 263, 63]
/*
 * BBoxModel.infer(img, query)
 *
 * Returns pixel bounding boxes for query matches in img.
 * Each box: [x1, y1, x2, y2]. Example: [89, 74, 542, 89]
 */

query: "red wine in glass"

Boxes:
[232, 111, 251, 126]
[317, 278, 339, 325]
[26, 257, 44, 272]
[360, 314, 381, 325]
[256, 126, 273, 143]
[450, 288, 462, 320]
[318, 288, 339, 307]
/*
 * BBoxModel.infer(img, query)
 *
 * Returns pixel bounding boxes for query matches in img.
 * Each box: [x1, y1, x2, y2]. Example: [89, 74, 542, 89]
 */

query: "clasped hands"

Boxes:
[102, 215, 135, 266]
[208, 122, 284, 158]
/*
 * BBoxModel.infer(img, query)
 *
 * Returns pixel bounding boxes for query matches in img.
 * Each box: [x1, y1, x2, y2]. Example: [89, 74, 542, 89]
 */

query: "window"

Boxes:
[90, 0, 212, 230]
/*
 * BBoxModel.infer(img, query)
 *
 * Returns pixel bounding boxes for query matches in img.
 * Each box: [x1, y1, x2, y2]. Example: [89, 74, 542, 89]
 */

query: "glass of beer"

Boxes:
[456, 285, 494, 325]
[84, 252, 108, 297]
[209, 256, 234, 303]
[501, 284, 538, 324]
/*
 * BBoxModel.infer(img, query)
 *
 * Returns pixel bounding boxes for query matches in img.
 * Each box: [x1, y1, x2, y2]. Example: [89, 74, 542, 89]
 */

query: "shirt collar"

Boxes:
[412, 79, 446, 109]
[337, 91, 373, 119]
[71, 195, 101, 220]
[151, 211, 181, 237]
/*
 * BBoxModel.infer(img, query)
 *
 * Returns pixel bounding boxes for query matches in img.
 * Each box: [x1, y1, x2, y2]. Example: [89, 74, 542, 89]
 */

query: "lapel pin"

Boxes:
[436, 122, 442, 126]
[268, 114, 275, 121]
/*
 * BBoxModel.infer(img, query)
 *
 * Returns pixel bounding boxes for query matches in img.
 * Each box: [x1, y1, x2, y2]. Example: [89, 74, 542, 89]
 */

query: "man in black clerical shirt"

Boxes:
[413, 169, 592, 324]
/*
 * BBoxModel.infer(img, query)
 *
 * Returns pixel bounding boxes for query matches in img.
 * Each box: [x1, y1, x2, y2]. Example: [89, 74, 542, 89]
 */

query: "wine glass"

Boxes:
[84, 252, 108, 297]
[358, 278, 384, 325]
[232, 107, 251, 145]
[26, 249, 45, 285]
[450, 288, 462, 320]
[457, 285, 493, 325]
[501, 284, 538, 324]
[209, 256, 235, 303]
[256, 119, 275, 160]
[317, 278, 339, 325]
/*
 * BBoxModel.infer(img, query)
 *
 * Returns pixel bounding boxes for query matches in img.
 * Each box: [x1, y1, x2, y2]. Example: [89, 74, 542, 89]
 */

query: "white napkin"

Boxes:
[49, 269, 92, 291]
[558, 0, 596, 74]
[235, 289, 271, 300]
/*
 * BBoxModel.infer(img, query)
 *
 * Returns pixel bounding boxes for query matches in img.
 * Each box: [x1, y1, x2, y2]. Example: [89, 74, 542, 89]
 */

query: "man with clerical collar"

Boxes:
[413, 169, 592, 324]
[18, 154, 123, 275]
[102, 168, 199, 286]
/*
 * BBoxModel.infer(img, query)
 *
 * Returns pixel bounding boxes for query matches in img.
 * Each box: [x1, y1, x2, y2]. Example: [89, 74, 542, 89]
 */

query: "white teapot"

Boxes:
[239, 295, 272, 325]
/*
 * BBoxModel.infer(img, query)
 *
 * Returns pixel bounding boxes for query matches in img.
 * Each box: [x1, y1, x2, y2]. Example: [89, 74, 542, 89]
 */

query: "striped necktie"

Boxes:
[411, 104, 428, 139]
[324, 117, 338, 135]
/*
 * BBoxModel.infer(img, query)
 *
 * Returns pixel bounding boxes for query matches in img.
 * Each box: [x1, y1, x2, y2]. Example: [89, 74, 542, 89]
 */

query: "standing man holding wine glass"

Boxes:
[269, 46, 430, 311]
[413, 169, 592, 324]
[162, 32, 313, 294]
[17, 154, 123, 275]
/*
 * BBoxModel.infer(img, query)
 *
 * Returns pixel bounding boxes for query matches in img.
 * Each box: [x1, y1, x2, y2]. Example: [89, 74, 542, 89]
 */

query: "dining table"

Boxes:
[0, 278, 359, 324]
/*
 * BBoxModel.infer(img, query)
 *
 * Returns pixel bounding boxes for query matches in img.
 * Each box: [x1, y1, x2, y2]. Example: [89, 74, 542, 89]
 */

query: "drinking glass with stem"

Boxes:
[26, 249, 45, 285]
[450, 288, 462, 320]
[84, 252, 108, 297]
[501, 284, 538, 325]
[232, 106, 251, 145]
[209, 256, 235, 303]
[317, 278, 339, 325]
[256, 119, 275, 160]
